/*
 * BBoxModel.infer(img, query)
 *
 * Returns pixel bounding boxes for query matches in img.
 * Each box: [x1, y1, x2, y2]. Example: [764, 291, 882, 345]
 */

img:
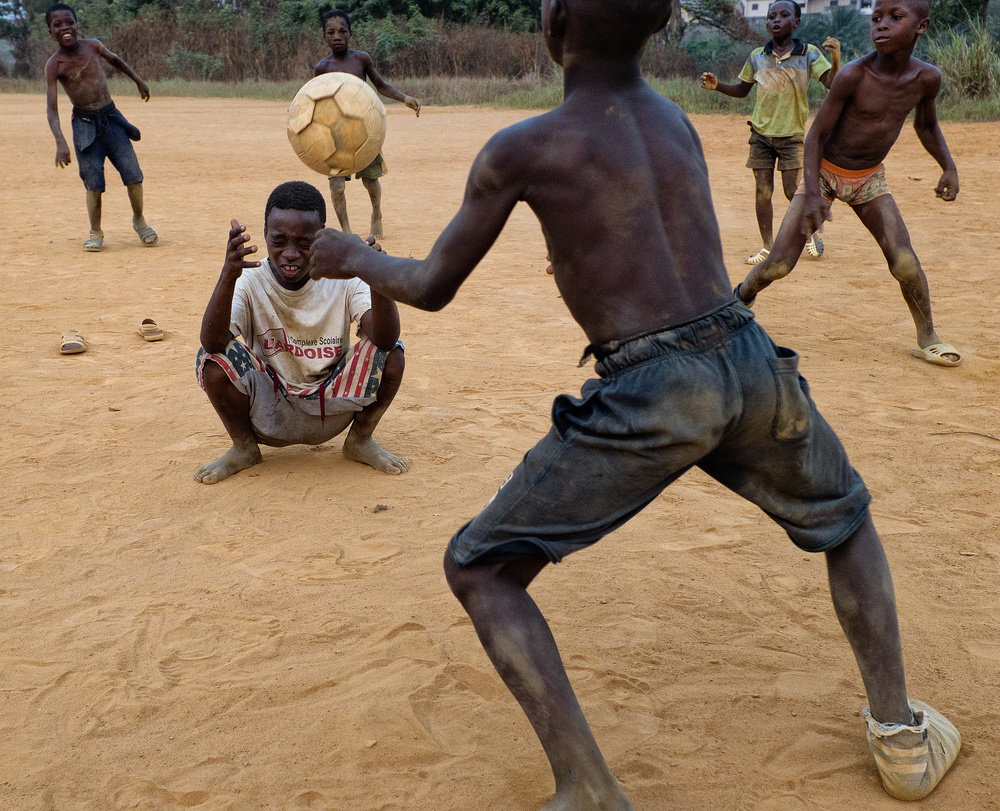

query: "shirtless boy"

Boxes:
[195, 181, 406, 484]
[314, 9, 421, 240]
[701, 0, 839, 264]
[737, 0, 961, 367]
[45, 3, 157, 252]
[310, 0, 959, 805]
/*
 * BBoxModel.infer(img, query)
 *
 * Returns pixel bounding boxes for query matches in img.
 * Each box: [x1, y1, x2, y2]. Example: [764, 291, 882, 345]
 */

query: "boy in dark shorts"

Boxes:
[314, 9, 421, 240]
[195, 181, 406, 484]
[736, 0, 961, 368]
[45, 3, 157, 252]
[310, 0, 959, 805]
[701, 0, 839, 264]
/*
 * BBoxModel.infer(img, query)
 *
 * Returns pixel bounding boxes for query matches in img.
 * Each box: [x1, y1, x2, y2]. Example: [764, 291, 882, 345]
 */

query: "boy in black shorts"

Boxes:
[311, 0, 960, 805]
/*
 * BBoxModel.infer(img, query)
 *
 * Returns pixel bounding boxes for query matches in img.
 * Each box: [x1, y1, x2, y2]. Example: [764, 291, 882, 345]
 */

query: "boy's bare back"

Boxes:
[818, 51, 943, 170]
[491, 87, 733, 343]
[316, 69, 734, 348]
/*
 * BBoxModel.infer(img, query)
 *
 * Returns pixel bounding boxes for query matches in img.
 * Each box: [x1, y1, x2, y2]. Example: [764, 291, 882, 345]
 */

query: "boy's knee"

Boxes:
[887, 250, 921, 283]
[200, 356, 234, 391]
[383, 346, 404, 380]
[443, 548, 474, 599]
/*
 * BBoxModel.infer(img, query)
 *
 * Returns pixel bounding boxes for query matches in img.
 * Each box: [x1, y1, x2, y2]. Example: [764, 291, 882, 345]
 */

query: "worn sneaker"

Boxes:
[863, 700, 961, 801]
[805, 233, 824, 258]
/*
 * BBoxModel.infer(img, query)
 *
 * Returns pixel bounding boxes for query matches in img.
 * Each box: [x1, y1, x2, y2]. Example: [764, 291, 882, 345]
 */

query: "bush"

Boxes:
[925, 23, 1000, 98]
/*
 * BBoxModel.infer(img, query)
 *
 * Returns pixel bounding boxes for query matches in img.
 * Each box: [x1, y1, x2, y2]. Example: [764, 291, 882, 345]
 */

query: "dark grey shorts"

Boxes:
[746, 129, 804, 172]
[448, 303, 870, 565]
[72, 102, 143, 192]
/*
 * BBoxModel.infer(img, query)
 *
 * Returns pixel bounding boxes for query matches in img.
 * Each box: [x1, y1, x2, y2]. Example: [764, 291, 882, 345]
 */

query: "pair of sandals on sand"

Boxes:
[84, 224, 158, 252]
[60, 318, 163, 355]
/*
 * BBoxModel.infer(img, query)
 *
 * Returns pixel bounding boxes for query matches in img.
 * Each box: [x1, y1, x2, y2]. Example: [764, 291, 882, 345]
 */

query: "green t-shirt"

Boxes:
[738, 39, 831, 138]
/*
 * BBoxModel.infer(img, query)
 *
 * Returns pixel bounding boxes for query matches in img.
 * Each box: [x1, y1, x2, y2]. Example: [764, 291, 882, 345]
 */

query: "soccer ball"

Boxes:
[287, 73, 386, 177]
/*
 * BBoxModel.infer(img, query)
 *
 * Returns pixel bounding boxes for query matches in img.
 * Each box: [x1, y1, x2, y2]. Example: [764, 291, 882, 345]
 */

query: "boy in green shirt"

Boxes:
[701, 0, 839, 263]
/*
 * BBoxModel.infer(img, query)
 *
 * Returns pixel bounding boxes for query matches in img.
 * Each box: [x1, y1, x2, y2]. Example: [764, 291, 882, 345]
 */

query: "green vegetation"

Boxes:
[1, 1, 997, 120]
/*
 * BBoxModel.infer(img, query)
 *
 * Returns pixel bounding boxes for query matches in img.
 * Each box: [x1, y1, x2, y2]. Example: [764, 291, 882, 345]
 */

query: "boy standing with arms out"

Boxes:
[737, 0, 961, 367]
[45, 3, 157, 252]
[701, 0, 839, 264]
[311, 0, 959, 805]
[195, 181, 406, 484]
[314, 9, 421, 240]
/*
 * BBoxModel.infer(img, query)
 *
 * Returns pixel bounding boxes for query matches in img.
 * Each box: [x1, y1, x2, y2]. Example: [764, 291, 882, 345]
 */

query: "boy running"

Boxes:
[310, 0, 960, 805]
[45, 3, 157, 252]
[737, 0, 961, 367]
[701, 0, 839, 263]
[314, 9, 421, 240]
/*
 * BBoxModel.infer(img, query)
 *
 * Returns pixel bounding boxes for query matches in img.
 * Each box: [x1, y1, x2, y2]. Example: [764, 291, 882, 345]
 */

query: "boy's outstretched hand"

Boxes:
[935, 169, 959, 201]
[310, 229, 381, 281]
[801, 193, 833, 238]
[223, 219, 260, 277]
[700, 72, 718, 91]
[404, 95, 421, 116]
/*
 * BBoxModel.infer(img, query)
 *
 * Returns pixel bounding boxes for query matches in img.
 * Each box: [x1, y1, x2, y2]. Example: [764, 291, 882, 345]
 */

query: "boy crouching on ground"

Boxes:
[196, 181, 407, 484]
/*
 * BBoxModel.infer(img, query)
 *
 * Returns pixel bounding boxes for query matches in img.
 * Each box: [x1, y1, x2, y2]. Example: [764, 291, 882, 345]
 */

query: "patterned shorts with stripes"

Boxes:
[196, 337, 399, 446]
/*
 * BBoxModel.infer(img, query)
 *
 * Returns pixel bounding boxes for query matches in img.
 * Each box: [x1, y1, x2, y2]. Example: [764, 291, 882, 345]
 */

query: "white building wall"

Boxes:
[739, 0, 873, 16]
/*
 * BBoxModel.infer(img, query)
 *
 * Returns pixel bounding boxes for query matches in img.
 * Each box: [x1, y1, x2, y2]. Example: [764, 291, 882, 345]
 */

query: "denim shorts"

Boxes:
[448, 302, 870, 565]
[72, 102, 143, 192]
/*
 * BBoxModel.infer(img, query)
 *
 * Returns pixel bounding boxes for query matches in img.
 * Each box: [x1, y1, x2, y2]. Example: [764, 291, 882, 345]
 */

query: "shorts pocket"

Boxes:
[769, 346, 811, 442]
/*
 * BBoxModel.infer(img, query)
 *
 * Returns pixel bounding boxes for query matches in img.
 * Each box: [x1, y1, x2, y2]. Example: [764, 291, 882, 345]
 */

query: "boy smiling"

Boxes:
[44, 3, 157, 252]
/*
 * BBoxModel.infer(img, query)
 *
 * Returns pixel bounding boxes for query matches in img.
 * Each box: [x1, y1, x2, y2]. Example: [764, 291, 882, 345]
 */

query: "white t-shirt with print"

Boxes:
[230, 258, 372, 396]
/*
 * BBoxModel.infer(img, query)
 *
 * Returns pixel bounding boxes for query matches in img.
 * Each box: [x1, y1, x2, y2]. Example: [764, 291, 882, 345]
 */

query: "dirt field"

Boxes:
[1, 92, 998, 810]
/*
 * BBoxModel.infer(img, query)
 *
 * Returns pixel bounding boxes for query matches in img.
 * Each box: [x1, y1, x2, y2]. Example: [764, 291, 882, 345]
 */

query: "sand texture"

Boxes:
[1, 93, 998, 809]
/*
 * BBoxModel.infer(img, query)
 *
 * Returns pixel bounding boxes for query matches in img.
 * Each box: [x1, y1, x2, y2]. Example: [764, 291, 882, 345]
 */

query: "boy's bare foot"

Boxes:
[194, 444, 262, 484]
[84, 230, 103, 252]
[369, 214, 383, 240]
[541, 788, 634, 811]
[343, 434, 407, 474]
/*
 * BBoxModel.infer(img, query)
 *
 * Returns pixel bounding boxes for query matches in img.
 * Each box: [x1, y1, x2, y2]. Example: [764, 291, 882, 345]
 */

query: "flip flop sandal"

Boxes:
[60, 330, 87, 355]
[134, 224, 158, 247]
[83, 231, 103, 252]
[138, 318, 164, 342]
[910, 343, 961, 367]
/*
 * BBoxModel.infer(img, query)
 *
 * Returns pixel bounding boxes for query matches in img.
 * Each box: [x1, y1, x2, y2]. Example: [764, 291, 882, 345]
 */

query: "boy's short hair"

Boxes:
[46, 3, 76, 26]
[322, 9, 351, 32]
[572, 0, 671, 51]
[904, 0, 932, 18]
[768, 0, 801, 18]
[265, 181, 327, 227]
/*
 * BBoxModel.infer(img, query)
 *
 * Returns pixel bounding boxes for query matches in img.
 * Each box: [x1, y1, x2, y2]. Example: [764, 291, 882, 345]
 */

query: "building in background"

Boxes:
[740, 0, 873, 18]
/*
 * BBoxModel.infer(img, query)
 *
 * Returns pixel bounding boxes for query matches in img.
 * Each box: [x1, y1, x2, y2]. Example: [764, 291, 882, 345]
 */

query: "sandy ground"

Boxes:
[1, 91, 998, 810]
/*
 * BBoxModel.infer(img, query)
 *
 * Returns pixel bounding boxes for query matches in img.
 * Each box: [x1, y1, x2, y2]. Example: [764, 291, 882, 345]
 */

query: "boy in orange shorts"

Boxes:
[736, 0, 961, 366]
